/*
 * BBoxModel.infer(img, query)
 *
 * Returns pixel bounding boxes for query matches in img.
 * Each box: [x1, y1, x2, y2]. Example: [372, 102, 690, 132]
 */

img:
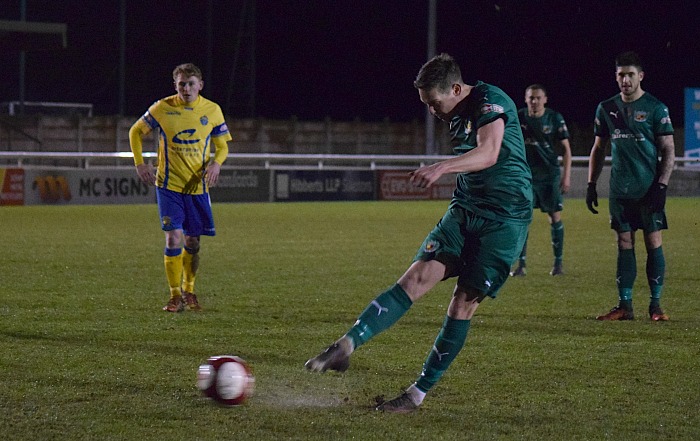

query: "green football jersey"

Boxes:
[594, 93, 674, 199]
[448, 81, 533, 225]
[518, 107, 570, 183]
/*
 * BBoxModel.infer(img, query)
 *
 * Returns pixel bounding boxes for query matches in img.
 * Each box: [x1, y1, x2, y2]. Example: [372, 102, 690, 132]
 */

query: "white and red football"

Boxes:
[197, 355, 255, 406]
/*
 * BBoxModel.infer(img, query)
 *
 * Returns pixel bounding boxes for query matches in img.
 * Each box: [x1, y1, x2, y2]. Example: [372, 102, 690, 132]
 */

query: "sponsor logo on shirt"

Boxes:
[480, 103, 504, 114]
[172, 129, 200, 145]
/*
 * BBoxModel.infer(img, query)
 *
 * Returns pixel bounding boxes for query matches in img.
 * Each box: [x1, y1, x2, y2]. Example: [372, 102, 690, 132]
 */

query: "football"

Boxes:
[197, 355, 255, 406]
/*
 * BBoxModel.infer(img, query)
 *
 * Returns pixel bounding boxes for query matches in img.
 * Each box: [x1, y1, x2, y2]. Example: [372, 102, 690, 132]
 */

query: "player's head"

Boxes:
[414, 53, 466, 121]
[525, 84, 548, 116]
[614, 51, 644, 100]
[173, 63, 204, 103]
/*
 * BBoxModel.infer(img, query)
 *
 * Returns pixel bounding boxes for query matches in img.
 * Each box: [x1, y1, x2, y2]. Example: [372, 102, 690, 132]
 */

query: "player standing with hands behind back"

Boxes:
[587, 51, 674, 321]
[510, 84, 572, 276]
[129, 63, 231, 312]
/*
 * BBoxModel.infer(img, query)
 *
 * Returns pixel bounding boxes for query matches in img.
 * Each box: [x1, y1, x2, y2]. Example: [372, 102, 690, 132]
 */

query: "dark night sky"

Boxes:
[2, 0, 699, 127]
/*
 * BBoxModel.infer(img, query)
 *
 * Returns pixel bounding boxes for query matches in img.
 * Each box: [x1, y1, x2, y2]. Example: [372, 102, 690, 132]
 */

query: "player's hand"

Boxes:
[135, 163, 155, 186]
[409, 162, 444, 188]
[205, 162, 222, 187]
[560, 176, 570, 194]
[585, 182, 598, 214]
[646, 182, 668, 213]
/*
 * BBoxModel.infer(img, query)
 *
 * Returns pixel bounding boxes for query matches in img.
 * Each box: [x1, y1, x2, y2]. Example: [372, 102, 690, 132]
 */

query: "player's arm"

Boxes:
[586, 135, 608, 214]
[559, 138, 572, 193]
[587, 136, 607, 185]
[204, 136, 230, 187]
[655, 134, 675, 186]
[410, 118, 503, 188]
[129, 118, 155, 185]
[644, 134, 675, 213]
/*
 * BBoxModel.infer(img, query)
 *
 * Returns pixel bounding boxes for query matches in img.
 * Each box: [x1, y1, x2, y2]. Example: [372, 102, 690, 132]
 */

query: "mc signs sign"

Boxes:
[24, 169, 154, 205]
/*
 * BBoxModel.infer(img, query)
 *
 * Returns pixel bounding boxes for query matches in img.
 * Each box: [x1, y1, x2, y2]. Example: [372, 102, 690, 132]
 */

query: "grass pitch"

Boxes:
[1, 198, 699, 440]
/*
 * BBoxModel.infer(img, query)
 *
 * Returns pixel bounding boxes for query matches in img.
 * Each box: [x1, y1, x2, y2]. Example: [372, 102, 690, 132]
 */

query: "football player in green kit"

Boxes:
[510, 84, 572, 276]
[587, 51, 674, 321]
[305, 53, 532, 413]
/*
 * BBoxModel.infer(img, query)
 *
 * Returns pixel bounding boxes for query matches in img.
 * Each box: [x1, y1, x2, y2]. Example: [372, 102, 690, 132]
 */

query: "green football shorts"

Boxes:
[532, 180, 563, 214]
[609, 197, 668, 233]
[414, 206, 529, 298]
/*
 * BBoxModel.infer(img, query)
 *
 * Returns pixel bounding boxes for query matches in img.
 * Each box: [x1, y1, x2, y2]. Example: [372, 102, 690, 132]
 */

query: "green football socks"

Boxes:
[617, 248, 636, 309]
[518, 233, 528, 265]
[415, 316, 470, 393]
[551, 220, 564, 263]
[345, 283, 413, 349]
[646, 246, 665, 307]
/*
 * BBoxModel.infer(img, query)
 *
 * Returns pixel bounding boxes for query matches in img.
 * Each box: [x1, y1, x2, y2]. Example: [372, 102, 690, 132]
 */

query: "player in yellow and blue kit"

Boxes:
[129, 63, 231, 312]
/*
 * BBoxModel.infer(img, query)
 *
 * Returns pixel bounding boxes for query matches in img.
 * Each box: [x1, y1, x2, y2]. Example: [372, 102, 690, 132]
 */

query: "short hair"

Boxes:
[525, 84, 547, 95]
[414, 53, 463, 92]
[172, 63, 203, 81]
[615, 51, 643, 71]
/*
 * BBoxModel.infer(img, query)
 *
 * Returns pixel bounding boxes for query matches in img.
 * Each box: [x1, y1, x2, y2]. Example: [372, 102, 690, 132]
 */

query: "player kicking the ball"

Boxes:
[305, 53, 532, 413]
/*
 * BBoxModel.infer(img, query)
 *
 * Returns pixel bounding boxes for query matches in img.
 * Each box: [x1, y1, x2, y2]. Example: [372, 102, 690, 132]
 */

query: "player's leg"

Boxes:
[549, 211, 564, 275]
[378, 215, 527, 413]
[163, 229, 185, 312]
[597, 230, 636, 320]
[644, 229, 669, 321]
[597, 198, 638, 320]
[305, 208, 465, 373]
[304, 259, 446, 373]
[181, 193, 216, 311]
[157, 188, 186, 312]
[510, 232, 528, 276]
[377, 287, 481, 413]
[182, 235, 201, 310]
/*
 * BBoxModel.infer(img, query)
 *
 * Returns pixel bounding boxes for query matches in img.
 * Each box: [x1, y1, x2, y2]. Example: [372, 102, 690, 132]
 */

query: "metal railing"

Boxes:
[0, 151, 699, 170]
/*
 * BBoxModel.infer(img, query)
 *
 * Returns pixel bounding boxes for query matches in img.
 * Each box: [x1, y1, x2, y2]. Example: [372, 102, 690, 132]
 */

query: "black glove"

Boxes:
[586, 182, 598, 214]
[646, 182, 668, 213]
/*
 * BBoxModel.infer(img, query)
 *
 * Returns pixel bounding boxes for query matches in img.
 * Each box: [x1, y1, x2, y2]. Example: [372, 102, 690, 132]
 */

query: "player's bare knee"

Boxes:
[617, 232, 634, 250]
[185, 235, 200, 250]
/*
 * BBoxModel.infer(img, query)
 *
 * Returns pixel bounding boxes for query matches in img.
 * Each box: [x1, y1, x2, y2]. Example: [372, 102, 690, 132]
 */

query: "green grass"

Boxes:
[1, 198, 699, 440]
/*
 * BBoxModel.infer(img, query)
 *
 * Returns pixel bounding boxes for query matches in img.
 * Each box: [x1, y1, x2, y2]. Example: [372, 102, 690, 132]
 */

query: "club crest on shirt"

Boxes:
[423, 240, 440, 254]
[465, 120, 472, 135]
[634, 111, 647, 122]
[200, 116, 209, 126]
[542, 125, 552, 134]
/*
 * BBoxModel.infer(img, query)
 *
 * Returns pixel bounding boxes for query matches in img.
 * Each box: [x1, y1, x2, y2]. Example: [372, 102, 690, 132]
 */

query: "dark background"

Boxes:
[1, 0, 699, 127]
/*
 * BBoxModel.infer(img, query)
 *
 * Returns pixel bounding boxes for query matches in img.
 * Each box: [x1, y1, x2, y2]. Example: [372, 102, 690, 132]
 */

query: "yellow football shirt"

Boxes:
[132, 94, 232, 194]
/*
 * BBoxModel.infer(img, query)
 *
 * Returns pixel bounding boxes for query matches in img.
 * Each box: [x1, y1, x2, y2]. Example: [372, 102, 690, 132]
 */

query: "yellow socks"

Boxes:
[182, 246, 199, 293]
[164, 248, 183, 299]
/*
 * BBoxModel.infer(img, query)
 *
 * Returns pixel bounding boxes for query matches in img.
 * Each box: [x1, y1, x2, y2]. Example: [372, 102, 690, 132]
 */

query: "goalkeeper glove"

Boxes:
[586, 182, 598, 214]
[646, 182, 668, 213]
